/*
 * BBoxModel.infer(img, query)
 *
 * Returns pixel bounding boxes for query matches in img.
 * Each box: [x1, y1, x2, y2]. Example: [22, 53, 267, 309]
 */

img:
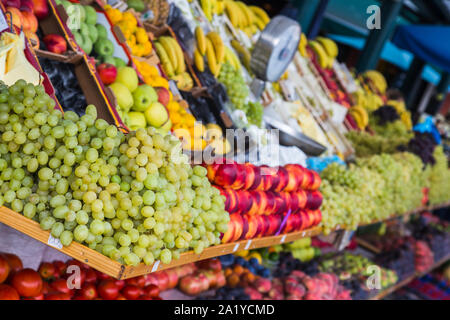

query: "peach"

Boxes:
[226, 273, 240, 288]
[253, 190, 267, 215]
[273, 192, 287, 215]
[260, 166, 273, 191]
[237, 190, 253, 215]
[239, 216, 249, 241]
[230, 163, 246, 190]
[305, 190, 323, 210]
[24, 30, 39, 50]
[243, 163, 255, 190]
[232, 214, 244, 242]
[221, 217, 235, 243]
[274, 166, 289, 192]
[254, 278, 272, 293]
[247, 191, 260, 216]
[266, 214, 281, 236]
[21, 11, 38, 33]
[249, 165, 263, 190]
[301, 169, 314, 190]
[215, 163, 237, 187]
[224, 188, 238, 214]
[264, 191, 276, 215]
[6, 7, 23, 29]
[294, 189, 307, 210]
[244, 214, 258, 240]
[308, 170, 322, 190]
[207, 163, 221, 181]
[244, 287, 263, 300]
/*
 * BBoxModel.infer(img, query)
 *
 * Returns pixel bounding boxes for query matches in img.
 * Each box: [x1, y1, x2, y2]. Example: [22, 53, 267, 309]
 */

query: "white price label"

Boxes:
[280, 235, 287, 243]
[244, 240, 252, 250]
[301, 232, 306, 237]
[151, 260, 160, 273]
[0, 11, 9, 32]
[232, 243, 240, 252]
[47, 234, 63, 250]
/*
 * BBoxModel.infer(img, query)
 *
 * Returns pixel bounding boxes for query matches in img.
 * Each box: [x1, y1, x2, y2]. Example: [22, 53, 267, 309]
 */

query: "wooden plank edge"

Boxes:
[0, 206, 321, 280]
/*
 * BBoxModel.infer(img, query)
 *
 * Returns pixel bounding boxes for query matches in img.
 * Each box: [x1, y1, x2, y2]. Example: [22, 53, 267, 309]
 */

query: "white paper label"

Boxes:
[281, 235, 287, 243]
[151, 260, 160, 272]
[244, 240, 252, 250]
[47, 234, 63, 250]
[0, 11, 9, 32]
[233, 243, 240, 252]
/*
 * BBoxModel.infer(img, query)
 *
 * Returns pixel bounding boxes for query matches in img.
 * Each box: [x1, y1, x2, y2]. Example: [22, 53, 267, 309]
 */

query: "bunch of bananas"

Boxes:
[298, 33, 308, 57]
[308, 37, 338, 69]
[353, 89, 384, 112]
[154, 36, 194, 90]
[198, 0, 270, 37]
[230, 39, 251, 70]
[349, 105, 369, 130]
[387, 99, 413, 130]
[193, 28, 240, 76]
[364, 70, 387, 94]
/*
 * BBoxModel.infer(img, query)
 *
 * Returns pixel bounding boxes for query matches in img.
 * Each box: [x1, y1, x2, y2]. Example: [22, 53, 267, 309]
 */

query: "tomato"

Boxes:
[45, 292, 71, 300]
[38, 262, 55, 280]
[96, 270, 111, 281]
[50, 278, 73, 296]
[78, 283, 97, 300]
[115, 279, 125, 291]
[97, 279, 119, 300]
[63, 267, 86, 288]
[11, 268, 43, 298]
[41, 281, 52, 295]
[84, 268, 97, 283]
[125, 276, 146, 288]
[0, 255, 10, 284]
[143, 284, 160, 298]
[121, 285, 142, 300]
[0, 284, 20, 300]
[66, 259, 83, 269]
[23, 292, 44, 300]
[138, 294, 152, 300]
[52, 261, 67, 276]
[0, 253, 23, 274]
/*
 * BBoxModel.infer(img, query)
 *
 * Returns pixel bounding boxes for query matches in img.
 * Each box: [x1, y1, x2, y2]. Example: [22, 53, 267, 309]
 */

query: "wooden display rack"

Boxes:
[0, 206, 321, 280]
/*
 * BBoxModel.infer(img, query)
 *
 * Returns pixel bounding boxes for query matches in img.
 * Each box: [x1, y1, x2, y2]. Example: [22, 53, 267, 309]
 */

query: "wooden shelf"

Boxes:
[0, 206, 321, 280]
[369, 253, 450, 300]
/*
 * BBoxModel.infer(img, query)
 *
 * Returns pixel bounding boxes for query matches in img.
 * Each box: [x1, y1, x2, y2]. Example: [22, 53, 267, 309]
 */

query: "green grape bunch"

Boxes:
[0, 80, 230, 266]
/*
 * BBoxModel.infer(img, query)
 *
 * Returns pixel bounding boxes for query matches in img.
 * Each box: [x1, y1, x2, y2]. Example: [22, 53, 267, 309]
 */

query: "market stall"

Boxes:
[0, 0, 448, 301]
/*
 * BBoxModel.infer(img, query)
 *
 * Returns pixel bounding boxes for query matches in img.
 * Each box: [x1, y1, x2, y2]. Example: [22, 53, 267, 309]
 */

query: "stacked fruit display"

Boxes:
[105, 6, 152, 58]
[283, 238, 320, 262]
[3, 0, 40, 41]
[319, 253, 398, 290]
[0, 80, 229, 266]
[205, 162, 322, 242]
[153, 35, 193, 91]
[178, 259, 226, 295]
[319, 152, 426, 233]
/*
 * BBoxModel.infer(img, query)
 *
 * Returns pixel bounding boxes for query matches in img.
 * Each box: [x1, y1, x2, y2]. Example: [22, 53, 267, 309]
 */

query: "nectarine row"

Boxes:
[216, 186, 323, 216]
[206, 162, 321, 192]
[221, 210, 322, 243]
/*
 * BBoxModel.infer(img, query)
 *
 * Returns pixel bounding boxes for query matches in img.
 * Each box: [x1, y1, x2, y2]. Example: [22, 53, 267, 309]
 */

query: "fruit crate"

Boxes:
[0, 206, 322, 280]
[39, 0, 126, 131]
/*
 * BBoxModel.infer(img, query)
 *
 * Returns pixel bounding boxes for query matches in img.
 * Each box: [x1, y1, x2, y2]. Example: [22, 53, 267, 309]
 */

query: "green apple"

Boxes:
[103, 56, 117, 66]
[80, 22, 89, 38]
[115, 66, 138, 92]
[96, 24, 108, 39]
[84, 5, 97, 25]
[144, 101, 168, 127]
[127, 112, 147, 131]
[114, 57, 126, 68]
[87, 24, 98, 43]
[80, 35, 93, 55]
[94, 38, 114, 57]
[127, 0, 146, 12]
[159, 118, 172, 134]
[132, 84, 157, 112]
[78, 4, 86, 22]
[73, 31, 83, 47]
[109, 82, 133, 111]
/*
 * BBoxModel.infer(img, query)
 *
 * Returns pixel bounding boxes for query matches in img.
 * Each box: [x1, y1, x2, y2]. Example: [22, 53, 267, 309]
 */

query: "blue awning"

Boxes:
[328, 34, 442, 86]
[392, 25, 450, 74]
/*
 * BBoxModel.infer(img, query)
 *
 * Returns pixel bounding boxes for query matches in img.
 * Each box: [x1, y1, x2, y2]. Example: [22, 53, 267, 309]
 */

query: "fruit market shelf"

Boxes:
[369, 253, 450, 300]
[0, 206, 322, 280]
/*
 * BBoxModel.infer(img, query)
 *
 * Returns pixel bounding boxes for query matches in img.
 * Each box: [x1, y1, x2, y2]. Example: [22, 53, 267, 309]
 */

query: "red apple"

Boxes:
[20, 0, 33, 12]
[156, 87, 170, 106]
[97, 63, 117, 85]
[31, 0, 49, 19]
[43, 34, 67, 54]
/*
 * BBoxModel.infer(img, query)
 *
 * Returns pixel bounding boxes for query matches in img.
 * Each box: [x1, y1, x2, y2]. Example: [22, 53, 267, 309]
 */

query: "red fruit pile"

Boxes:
[242, 270, 351, 300]
[206, 162, 322, 242]
[414, 240, 434, 273]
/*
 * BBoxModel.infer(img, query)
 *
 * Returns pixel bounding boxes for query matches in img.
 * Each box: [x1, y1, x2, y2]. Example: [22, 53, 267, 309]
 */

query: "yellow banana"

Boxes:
[168, 36, 185, 74]
[205, 38, 218, 76]
[195, 26, 206, 56]
[249, 5, 269, 25]
[235, 2, 250, 27]
[308, 40, 330, 69]
[201, 0, 213, 21]
[253, 16, 265, 30]
[225, 46, 241, 70]
[224, 1, 238, 27]
[158, 36, 178, 74]
[194, 47, 205, 72]
[230, 39, 251, 69]
[154, 42, 175, 77]
[317, 37, 338, 58]
[216, 0, 224, 15]
[206, 31, 224, 64]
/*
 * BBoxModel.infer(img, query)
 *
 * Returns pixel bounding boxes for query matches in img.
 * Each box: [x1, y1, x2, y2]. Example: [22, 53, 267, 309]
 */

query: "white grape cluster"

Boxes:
[320, 152, 425, 234]
[0, 80, 229, 266]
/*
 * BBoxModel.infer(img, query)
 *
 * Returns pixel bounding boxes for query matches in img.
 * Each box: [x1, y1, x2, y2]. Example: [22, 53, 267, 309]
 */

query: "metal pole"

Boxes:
[307, 0, 330, 39]
[401, 57, 426, 109]
[356, 0, 403, 72]
[291, 0, 320, 35]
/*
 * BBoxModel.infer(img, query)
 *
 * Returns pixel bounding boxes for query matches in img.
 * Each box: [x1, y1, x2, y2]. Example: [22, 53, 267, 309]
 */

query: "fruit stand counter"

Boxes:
[0, 206, 322, 280]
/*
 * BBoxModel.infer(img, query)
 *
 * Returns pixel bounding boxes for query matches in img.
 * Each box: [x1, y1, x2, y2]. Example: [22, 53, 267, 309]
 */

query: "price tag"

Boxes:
[244, 240, 252, 250]
[232, 243, 240, 252]
[280, 235, 287, 243]
[47, 234, 63, 250]
[141, 10, 155, 22]
[301, 231, 306, 237]
[151, 260, 160, 273]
